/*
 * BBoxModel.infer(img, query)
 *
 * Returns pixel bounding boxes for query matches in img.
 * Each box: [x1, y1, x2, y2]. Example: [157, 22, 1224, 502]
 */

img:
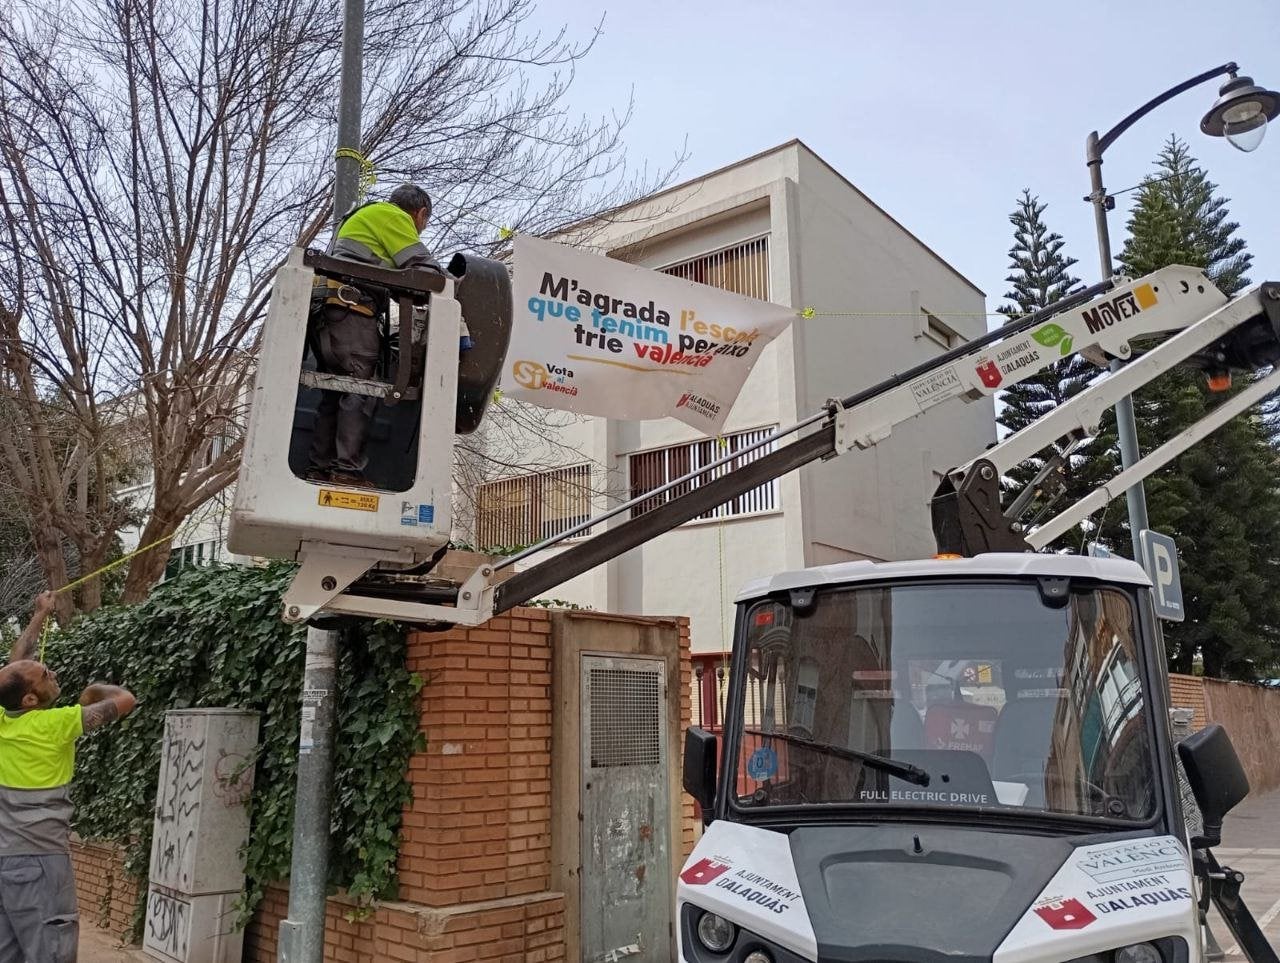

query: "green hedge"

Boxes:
[45, 562, 424, 935]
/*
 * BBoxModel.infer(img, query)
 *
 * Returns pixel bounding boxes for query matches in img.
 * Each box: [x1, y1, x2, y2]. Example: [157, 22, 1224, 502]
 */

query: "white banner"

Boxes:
[506, 235, 794, 434]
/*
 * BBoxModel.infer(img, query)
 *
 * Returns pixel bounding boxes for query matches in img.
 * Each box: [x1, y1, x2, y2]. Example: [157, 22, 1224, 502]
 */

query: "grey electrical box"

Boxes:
[144, 709, 260, 963]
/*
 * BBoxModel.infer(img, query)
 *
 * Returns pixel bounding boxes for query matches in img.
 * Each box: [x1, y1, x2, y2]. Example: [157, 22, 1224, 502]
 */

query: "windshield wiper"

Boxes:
[743, 728, 931, 787]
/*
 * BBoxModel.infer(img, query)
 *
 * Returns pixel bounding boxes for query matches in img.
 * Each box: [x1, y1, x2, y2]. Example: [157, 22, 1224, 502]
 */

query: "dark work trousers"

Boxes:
[308, 305, 382, 475]
[0, 854, 78, 963]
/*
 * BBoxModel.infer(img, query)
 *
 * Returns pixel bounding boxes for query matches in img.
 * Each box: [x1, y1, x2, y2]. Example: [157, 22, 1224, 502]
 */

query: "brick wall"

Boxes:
[1167, 672, 1207, 730]
[243, 608, 567, 962]
[400, 609, 555, 907]
[244, 884, 373, 962]
[70, 837, 140, 940]
[1203, 679, 1280, 794]
[243, 884, 565, 963]
[1166, 673, 1280, 795]
[59, 661, 1221, 959]
[78, 607, 695, 960]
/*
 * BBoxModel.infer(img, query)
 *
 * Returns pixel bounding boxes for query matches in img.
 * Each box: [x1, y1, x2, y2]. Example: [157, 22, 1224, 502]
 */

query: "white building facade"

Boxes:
[116, 435, 244, 581]
[463, 141, 996, 724]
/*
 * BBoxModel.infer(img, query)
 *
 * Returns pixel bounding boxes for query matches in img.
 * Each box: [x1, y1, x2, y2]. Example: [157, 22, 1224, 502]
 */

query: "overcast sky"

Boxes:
[529, 0, 1280, 320]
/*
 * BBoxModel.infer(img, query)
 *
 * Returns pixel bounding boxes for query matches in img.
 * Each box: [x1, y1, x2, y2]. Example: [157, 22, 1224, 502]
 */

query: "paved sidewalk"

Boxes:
[77, 792, 1280, 962]
[78, 923, 148, 962]
[1208, 788, 1280, 961]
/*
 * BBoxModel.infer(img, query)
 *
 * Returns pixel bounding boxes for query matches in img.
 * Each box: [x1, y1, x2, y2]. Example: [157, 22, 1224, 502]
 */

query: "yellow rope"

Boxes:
[477, 215, 516, 243]
[800, 307, 1010, 319]
[37, 530, 178, 661]
[430, 196, 515, 244]
[335, 148, 377, 202]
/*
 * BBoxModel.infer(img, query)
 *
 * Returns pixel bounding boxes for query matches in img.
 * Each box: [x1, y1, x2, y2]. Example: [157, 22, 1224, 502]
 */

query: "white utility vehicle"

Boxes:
[230, 250, 1280, 961]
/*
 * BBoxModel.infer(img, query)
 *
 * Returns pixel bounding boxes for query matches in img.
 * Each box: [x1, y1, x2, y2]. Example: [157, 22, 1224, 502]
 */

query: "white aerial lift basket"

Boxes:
[229, 246, 512, 622]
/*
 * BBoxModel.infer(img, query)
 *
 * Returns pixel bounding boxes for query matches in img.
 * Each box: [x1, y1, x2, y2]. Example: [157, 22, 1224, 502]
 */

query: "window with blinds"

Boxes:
[163, 539, 221, 581]
[660, 236, 769, 301]
[475, 463, 593, 549]
[922, 308, 962, 349]
[628, 427, 779, 521]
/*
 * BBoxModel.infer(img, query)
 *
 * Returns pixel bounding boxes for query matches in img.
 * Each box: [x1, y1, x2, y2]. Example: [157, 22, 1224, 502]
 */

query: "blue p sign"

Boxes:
[1140, 529, 1184, 622]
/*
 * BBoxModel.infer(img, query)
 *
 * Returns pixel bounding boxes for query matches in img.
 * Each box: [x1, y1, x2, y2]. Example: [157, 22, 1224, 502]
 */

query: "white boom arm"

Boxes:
[831, 265, 1226, 455]
[290, 264, 1280, 625]
[934, 280, 1280, 555]
[946, 282, 1268, 482]
[1027, 363, 1280, 549]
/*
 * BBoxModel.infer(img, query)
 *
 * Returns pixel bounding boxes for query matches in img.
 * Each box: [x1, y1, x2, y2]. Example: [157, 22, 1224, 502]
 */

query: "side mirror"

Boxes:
[1177, 723, 1250, 849]
[683, 727, 718, 817]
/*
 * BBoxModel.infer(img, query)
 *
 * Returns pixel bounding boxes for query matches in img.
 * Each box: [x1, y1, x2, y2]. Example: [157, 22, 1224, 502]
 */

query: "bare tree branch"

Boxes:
[0, 0, 683, 605]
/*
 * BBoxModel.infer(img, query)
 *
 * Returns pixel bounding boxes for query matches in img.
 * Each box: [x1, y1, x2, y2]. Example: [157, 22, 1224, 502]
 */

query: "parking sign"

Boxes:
[1140, 529, 1184, 622]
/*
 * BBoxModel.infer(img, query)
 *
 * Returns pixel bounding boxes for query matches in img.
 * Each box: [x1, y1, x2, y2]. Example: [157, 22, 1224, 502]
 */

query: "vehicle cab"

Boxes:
[679, 553, 1261, 963]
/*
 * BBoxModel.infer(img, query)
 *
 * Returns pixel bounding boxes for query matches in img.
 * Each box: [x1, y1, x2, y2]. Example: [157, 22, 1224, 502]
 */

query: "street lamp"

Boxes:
[1084, 63, 1280, 563]
[1201, 74, 1280, 152]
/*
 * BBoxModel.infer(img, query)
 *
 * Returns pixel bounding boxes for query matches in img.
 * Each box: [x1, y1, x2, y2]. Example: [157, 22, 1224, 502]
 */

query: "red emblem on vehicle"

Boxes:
[680, 858, 731, 886]
[1034, 898, 1096, 930]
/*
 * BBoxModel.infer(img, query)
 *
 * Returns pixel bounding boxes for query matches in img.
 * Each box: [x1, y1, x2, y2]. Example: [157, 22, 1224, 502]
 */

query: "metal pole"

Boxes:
[278, 624, 340, 963]
[1087, 132, 1151, 562]
[1082, 64, 1242, 562]
[278, 5, 366, 952]
[333, 0, 366, 234]
[278, 4, 363, 954]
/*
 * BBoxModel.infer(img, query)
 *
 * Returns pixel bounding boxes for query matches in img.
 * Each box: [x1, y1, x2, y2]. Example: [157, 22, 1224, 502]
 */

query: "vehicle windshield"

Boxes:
[731, 580, 1157, 822]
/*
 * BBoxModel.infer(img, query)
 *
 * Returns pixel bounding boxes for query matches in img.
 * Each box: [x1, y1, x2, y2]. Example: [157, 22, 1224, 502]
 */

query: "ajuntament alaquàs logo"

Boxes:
[511, 359, 577, 397]
[675, 392, 722, 420]
[972, 283, 1159, 391]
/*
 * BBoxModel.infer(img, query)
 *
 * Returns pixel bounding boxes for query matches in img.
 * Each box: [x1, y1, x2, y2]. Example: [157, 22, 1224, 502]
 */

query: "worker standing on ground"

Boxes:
[0, 590, 136, 962]
[307, 183, 448, 488]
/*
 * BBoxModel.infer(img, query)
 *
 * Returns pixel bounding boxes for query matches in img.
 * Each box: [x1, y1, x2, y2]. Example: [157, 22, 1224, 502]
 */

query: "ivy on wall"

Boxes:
[45, 562, 423, 935]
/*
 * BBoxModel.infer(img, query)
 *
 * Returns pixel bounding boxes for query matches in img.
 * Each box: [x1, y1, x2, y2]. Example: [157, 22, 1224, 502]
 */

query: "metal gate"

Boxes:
[580, 655, 671, 963]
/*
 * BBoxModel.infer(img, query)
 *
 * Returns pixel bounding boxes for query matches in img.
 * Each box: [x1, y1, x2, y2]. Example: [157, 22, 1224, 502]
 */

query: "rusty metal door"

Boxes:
[580, 655, 671, 963]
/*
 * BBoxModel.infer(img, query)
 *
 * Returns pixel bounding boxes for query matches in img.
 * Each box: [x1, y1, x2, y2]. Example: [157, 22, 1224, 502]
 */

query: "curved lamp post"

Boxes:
[1084, 63, 1280, 563]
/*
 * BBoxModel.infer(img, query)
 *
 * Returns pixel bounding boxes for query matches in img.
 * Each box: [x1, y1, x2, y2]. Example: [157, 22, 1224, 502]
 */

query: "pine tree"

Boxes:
[995, 191, 1110, 549]
[1122, 138, 1252, 296]
[1115, 136, 1280, 679]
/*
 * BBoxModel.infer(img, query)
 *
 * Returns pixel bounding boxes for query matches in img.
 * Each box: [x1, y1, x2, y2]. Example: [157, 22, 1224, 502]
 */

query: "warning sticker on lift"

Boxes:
[318, 489, 379, 512]
[399, 502, 435, 526]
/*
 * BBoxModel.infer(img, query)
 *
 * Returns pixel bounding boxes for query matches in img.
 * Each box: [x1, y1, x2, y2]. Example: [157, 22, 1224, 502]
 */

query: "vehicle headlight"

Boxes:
[696, 911, 736, 953]
[1114, 944, 1162, 963]
[1069, 940, 1180, 963]
[744, 951, 773, 963]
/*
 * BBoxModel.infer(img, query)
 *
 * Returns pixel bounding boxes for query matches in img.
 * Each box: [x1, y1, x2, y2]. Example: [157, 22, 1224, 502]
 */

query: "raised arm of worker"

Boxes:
[10, 591, 56, 664]
[78, 683, 137, 730]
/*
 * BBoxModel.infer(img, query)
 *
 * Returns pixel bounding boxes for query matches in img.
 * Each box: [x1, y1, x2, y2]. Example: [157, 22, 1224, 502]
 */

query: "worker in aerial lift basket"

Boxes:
[307, 183, 469, 488]
[0, 591, 136, 962]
